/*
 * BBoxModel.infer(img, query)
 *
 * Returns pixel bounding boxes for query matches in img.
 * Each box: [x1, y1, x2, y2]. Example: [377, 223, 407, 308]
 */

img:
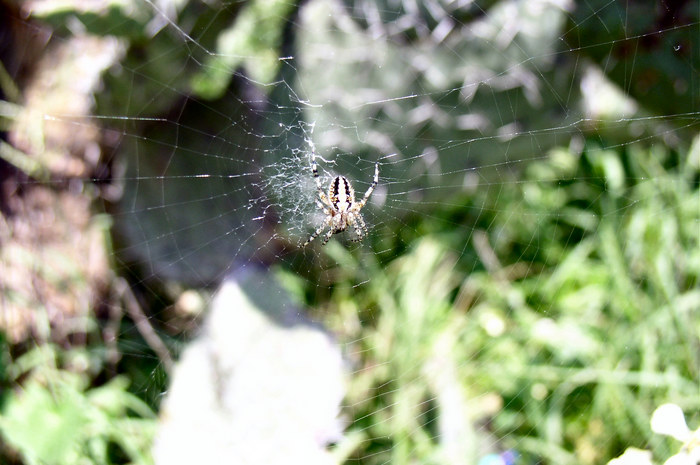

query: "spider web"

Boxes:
[2, 0, 700, 464]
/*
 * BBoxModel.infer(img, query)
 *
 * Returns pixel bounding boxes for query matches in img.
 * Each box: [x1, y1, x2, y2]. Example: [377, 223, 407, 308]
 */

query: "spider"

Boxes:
[303, 152, 379, 246]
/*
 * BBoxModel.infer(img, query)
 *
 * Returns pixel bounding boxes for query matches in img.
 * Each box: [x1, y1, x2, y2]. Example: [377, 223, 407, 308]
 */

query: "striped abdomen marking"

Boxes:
[331, 176, 353, 212]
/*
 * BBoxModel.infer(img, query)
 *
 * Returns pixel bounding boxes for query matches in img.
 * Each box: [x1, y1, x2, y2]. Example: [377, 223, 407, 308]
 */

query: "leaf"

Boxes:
[0, 376, 89, 465]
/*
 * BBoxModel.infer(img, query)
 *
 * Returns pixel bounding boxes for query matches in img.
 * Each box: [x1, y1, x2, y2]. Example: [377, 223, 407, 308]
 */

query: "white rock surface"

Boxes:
[153, 268, 345, 465]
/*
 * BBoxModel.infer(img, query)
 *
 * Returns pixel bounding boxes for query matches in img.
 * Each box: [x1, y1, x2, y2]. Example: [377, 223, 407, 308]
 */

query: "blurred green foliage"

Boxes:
[567, 0, 700, 119]
[191, 0, 298, 98]
[0, 345, 156, 465]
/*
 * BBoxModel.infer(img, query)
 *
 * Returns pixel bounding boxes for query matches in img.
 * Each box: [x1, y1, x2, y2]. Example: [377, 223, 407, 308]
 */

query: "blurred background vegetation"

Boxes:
[0, 0, 698, 464]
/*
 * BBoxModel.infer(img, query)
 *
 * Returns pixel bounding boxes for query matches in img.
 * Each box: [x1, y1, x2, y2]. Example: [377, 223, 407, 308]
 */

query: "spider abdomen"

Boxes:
[330, 176, 354, 212]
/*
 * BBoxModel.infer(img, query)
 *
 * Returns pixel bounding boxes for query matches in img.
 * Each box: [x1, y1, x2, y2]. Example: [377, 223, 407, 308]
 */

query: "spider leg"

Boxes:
[350, 212, 368, 242]
[355, 162, 379, 209]
[320, 225, 336, 245]
[311, 147, 331, 206]
[304, 149, 338, 247]
[303, 221, 328, 247]
[316, 200, 334, 220]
